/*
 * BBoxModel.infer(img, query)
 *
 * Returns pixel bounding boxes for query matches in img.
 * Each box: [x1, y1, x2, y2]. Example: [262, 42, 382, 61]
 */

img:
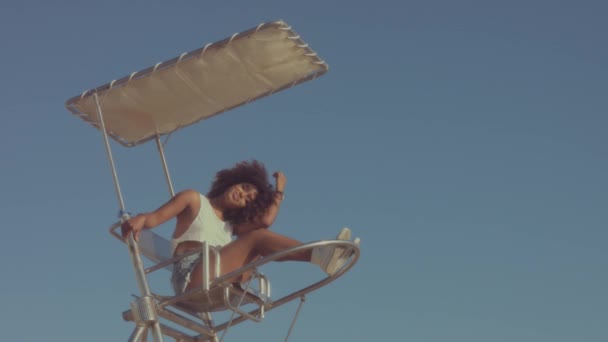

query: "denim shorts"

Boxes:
[170, 253, 201, 295]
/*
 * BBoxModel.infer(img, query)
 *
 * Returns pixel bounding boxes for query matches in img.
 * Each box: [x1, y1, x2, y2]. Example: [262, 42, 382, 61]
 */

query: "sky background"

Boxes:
[0, 1, 606, 341]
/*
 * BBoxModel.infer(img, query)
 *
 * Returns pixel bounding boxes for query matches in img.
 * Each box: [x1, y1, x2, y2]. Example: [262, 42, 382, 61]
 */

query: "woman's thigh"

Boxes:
[185, 235, 259, 291]
[184, 229, 305, 291]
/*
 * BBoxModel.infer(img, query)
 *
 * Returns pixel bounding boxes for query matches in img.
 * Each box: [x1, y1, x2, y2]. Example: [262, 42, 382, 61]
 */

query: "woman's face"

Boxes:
[224, 182, 258, 209]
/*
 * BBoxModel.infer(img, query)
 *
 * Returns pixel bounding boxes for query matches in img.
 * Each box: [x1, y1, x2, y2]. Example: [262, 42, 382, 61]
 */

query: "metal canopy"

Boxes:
[65, 20, 328, 147]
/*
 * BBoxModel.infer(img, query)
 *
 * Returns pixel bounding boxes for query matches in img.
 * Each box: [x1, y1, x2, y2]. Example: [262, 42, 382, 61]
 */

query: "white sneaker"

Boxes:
[331, 236, 361, 272]
[311, 228, 354, 275]
[336, 227, 352, 241]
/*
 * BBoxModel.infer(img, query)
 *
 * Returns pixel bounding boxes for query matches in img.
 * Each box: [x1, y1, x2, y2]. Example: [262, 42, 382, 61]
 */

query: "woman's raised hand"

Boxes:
[273, 171, 287, 192]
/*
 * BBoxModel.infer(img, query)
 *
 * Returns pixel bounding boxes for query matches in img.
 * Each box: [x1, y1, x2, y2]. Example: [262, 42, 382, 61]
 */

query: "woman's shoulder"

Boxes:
[176, 189, 203, 197]
[173, 189, 204, 205]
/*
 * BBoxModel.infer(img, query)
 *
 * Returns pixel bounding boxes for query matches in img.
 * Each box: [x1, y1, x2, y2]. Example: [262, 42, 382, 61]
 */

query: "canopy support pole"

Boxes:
[93, 92, 126, 211]
[155, 135, 175, 197]
[94, 93, 165, 342]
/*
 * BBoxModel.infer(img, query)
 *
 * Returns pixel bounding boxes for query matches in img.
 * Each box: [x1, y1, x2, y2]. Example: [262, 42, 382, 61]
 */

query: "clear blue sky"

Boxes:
[0, 1, 606, 341]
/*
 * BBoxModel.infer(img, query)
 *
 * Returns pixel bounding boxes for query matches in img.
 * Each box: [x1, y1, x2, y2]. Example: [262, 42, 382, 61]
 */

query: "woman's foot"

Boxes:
[311, 228, 358, 275]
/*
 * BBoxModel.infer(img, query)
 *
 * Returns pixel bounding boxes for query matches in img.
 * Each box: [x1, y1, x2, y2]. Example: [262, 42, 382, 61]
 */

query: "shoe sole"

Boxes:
[325, 228, 355, 275]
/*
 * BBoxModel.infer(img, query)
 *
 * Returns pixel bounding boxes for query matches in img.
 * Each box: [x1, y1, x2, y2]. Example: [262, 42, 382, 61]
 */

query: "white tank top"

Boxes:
[170, 194, 233, 255]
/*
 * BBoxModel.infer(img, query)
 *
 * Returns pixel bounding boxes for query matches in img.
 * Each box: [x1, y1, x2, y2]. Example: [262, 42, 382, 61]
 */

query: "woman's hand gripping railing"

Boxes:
[110, 221, 212, 276]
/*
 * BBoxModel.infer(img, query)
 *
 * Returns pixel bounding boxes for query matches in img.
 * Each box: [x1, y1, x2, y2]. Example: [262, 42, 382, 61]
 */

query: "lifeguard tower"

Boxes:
[66, 21, 360, 342]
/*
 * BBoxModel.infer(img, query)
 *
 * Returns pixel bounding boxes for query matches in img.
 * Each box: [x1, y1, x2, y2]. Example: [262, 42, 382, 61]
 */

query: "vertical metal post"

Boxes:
[93, 92, 126, 211]
[128, 326, 146, 342]
[200, 312, 216, 332]
[126, 235, 154, 297]
[202, 242, 210, 290]
[124, 231, 165, 341]
[214, 248, 220, 278]
[155, 135, 175, 197]
[93, 92, 164, 342]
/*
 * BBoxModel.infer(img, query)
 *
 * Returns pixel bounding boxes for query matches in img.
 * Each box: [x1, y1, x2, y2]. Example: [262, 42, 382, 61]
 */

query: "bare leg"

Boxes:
[186, 229, 310, 291]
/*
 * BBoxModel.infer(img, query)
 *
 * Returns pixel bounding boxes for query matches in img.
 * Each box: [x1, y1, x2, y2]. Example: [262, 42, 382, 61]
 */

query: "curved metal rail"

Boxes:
[110, 221, 360, 317]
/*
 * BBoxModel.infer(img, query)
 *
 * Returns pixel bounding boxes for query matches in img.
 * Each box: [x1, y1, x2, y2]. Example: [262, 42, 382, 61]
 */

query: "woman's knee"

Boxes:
[240, 228, 272, 241]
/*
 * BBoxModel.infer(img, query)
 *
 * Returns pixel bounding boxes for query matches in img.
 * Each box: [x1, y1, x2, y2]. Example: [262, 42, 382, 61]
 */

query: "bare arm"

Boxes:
[121, 189, 200, 241]
[233, 171, 286, 235]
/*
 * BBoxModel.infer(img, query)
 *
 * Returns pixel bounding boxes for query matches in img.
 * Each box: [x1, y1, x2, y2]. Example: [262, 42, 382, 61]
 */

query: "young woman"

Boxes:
[121, 160, 357, 295]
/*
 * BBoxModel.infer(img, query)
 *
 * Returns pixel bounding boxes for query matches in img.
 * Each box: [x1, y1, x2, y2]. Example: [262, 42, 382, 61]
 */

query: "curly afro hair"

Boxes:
[207, 160, 275, 225]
